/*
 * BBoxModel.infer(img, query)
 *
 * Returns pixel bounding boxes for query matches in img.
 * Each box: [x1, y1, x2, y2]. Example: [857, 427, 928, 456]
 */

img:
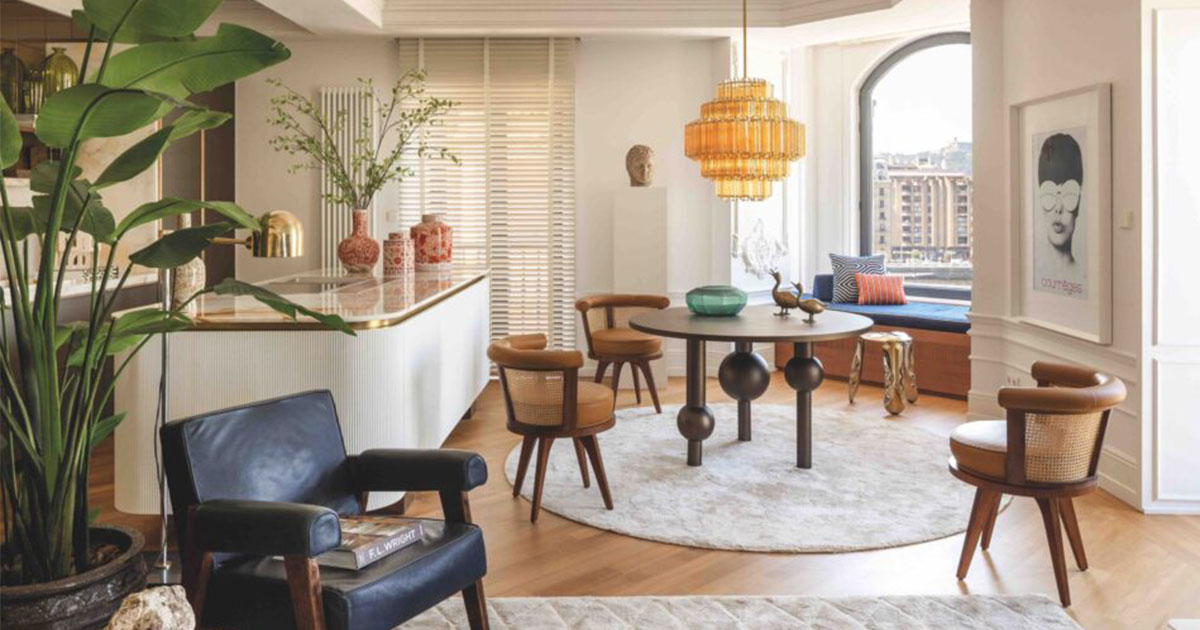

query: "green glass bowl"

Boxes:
[686, 285, 748, 317]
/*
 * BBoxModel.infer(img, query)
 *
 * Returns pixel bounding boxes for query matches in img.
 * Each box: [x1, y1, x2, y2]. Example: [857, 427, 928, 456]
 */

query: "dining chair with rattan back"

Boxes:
[948, 361, 1126, 606]
[488, 334, 616, 523]
[575, 294, 670, 412]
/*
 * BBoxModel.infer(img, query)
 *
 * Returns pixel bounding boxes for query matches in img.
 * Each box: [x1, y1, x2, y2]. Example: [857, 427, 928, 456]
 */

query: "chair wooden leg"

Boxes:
[1058, 497, 1088, 570]
[530, 437, 555, 523]
[631, 362, 642, 404]
[1036, 497, 1072, 607]
[572, 438, 591, 488]
[462, 580, 489, 630]
[511, 436, 536, 497]
[283, 556, 326, 630]
[181, 509, 212, 623]
[580, 435, 614, 510]
[956, 488, 994, 580]
[640, 360, 663, 414]
[594, 360, 609, 384]
[611, 362, 624, 395]
[981, 492, 1003, 550]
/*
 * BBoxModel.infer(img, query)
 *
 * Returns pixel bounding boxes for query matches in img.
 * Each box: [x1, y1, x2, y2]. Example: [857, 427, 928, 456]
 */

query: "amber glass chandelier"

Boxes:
[684, 0, 805, 201]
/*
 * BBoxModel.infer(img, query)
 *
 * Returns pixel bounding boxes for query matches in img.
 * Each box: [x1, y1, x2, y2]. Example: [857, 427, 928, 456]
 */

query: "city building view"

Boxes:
[871, 139, 973, 288]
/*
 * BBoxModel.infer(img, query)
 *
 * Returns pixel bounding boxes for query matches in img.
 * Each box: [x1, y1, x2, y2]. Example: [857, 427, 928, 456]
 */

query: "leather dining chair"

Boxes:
[160, 390, 490, 630]
[948, 362, 1126, 606]
[575, 294, 670, 412]
[488, 333, 616, 523]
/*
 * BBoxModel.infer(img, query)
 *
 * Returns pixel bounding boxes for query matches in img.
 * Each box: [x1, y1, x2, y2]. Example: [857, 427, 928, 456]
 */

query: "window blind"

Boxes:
[398, 38, 577, 350]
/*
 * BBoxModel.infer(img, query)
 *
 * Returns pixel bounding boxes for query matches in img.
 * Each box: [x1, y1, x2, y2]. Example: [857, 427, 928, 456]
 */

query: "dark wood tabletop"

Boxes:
[629, 305, 873, 343]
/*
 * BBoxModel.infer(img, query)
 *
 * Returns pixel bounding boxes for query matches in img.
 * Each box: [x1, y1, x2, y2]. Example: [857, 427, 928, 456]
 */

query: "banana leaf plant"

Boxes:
[0, 0, 352, 586]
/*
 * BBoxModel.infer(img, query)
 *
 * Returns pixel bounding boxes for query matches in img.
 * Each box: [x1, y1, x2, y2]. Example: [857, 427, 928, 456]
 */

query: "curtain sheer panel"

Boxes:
[398, 38, 577, 350]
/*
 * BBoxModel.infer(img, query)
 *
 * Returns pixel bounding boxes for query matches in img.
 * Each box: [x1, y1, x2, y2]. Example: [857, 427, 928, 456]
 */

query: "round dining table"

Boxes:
[629, 305, 873, 468]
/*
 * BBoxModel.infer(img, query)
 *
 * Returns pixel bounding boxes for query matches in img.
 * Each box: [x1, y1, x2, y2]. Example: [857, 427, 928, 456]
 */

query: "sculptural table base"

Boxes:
[784, 342, 825, 469]
[678, 340, 815, 467]
[677, 339, 715, 466]
[633, 305, 869, 469]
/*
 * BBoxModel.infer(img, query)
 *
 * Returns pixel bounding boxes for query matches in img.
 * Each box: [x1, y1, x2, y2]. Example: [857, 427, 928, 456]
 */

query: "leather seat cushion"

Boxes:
[202, 520, 486, 630]
[949, 420, 1007, 480]
[592, 327, 662, 357]
[509, 381, 614, 428]
[575, 382, 616, 426]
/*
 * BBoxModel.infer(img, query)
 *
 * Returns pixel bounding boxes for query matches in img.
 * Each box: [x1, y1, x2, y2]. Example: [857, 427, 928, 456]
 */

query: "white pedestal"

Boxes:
[612, 187, 669, 389]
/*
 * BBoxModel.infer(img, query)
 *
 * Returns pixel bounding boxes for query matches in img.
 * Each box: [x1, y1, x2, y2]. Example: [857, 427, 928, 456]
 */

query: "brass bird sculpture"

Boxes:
[770, 270, 826, 323]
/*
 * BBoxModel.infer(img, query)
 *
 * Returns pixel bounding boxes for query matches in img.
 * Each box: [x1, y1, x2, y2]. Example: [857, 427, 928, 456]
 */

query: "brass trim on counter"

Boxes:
[187, 271, 489, 332]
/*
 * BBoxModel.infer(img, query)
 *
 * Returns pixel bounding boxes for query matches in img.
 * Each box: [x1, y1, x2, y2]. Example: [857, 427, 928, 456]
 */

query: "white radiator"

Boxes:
[319, 86, 377, 270]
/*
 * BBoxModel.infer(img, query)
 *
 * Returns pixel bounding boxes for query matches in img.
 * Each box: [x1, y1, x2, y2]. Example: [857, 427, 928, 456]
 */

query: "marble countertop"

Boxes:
[186, 266, 489, 330]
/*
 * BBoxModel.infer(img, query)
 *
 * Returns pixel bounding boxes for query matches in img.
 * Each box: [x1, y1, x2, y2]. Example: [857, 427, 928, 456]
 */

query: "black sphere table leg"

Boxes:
[718, 341, 771, 442]
[677, 338, 714, 466]
[784, 342, 824, 468]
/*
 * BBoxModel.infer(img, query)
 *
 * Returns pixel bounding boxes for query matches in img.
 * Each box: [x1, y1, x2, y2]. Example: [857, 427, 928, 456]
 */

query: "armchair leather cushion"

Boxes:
[351, 449, 488, 493]
[949, 420, 1007, 480]
[201, 520, 486, 630]
[591, 327, 662, 357]
[192, 499, 341, 557]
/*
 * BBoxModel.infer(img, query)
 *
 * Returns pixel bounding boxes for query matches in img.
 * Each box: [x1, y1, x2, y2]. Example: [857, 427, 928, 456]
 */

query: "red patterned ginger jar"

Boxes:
[410, 213, 452, 271]
[337, 209, 380, 273]
[383, 232, 415, 277]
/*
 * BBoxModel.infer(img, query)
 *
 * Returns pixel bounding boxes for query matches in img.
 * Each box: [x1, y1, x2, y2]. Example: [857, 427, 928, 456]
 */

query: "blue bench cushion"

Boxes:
[808, 274, 969, 334]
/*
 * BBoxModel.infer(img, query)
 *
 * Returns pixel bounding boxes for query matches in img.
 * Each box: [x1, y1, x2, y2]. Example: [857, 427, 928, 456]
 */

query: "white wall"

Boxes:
[235, 37, 401, 282]
[968, 0, 1145, 507]
[575, 37, 729, 300]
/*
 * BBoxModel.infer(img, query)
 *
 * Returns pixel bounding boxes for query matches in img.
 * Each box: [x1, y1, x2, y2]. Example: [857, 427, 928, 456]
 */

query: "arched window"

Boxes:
[859, 32, 971, 297]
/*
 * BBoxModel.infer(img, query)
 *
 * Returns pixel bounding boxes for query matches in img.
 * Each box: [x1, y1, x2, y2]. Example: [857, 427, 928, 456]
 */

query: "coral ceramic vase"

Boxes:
[410, 213, 452, 271]
[337, 209, 380, 273]
[383, 232, 415, 277]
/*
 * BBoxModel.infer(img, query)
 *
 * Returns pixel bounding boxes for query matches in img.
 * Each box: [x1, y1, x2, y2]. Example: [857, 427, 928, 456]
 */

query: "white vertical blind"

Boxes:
[399, 38, 576, 349]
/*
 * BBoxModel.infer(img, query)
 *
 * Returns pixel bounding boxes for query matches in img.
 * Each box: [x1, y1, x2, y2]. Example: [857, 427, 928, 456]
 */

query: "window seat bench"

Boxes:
[773, 274, 971, 399]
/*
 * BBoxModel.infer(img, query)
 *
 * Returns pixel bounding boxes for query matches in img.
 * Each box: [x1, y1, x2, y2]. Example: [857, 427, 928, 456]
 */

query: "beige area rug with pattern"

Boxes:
[504, 403, 1008, 552]
[401, 595, 1080, 629]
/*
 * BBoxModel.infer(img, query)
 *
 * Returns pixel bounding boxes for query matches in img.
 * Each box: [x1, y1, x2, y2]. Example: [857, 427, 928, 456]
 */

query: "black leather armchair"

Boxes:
[161, 390, 490, 630]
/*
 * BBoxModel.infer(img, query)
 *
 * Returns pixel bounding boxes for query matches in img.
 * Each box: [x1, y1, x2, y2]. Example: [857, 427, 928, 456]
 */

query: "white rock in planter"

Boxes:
[106, 585, 195, 630]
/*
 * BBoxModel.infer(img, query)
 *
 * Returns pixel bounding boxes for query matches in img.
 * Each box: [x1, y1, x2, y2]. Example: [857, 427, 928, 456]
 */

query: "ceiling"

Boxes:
[17, 0, 968, 44]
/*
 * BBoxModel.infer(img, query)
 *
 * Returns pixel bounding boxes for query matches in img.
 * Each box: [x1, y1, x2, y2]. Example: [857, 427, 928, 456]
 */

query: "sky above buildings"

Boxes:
[872, 43, 972, 155]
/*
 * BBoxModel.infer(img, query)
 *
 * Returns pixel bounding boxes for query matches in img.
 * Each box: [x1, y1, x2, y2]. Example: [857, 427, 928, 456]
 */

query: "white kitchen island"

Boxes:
[114, 267, 490, 514]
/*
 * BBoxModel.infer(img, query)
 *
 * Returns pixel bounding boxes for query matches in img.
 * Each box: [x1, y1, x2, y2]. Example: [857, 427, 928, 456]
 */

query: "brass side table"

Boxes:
[848, 331, 918, 415]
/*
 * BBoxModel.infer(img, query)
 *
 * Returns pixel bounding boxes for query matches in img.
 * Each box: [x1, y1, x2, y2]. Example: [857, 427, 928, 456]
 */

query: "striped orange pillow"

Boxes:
[856, 273, 907, 305]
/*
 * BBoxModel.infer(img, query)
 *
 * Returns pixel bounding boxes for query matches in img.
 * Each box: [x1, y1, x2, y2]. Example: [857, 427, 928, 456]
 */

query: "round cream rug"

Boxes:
[504, 403, 1006, 552]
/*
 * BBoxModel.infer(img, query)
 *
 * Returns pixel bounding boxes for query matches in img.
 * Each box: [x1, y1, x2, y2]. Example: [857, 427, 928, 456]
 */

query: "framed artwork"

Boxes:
[1010, 83, 1112, 344]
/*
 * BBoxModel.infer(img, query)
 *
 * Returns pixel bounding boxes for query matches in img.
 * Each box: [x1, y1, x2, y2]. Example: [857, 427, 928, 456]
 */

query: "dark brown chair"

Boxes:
[575, 294, 670, 412]
[488, 334, 616, 523]
[949, 361, 1126, 607]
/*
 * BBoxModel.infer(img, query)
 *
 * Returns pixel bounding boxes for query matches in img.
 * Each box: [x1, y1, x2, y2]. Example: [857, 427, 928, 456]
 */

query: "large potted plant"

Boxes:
[266, 72, 457, 272]
[0, 1, 351, 627]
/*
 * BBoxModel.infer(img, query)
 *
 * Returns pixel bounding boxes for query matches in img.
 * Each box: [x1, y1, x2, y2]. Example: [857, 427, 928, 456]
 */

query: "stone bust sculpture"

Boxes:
[625, 144, 655, 187]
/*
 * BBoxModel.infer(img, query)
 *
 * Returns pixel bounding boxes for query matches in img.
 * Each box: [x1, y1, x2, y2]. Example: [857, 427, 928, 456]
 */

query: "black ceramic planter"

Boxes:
[0, 525, 148, 630]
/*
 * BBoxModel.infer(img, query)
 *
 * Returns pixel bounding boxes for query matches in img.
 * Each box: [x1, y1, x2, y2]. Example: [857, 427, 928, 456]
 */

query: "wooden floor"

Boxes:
[93, 375, 1200, 630]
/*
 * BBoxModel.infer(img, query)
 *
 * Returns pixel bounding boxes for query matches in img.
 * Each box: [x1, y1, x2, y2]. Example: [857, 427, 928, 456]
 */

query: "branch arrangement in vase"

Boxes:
[0, 0, 352, 588]
[266, 72, 458, 212]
